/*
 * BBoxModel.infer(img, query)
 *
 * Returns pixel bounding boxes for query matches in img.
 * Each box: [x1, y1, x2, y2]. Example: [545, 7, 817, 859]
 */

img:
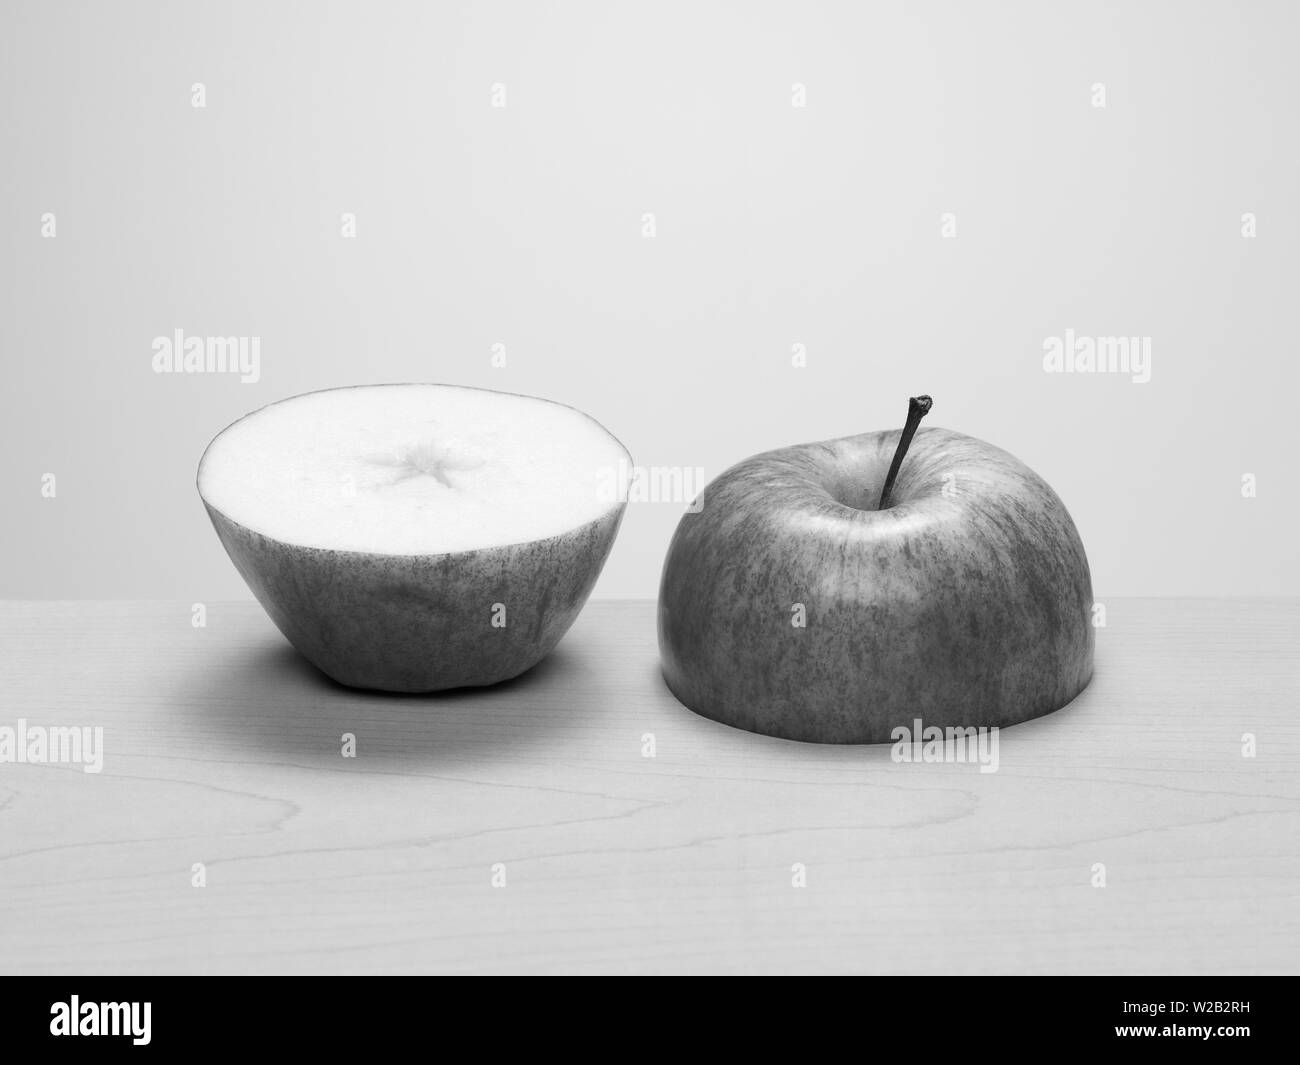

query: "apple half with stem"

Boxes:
[658, 397, 1094, 743]
[198, 384, 630, 692]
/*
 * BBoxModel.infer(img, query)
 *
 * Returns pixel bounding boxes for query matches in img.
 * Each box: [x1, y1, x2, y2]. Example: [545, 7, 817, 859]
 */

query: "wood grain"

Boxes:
[0, 599, 1296, 974]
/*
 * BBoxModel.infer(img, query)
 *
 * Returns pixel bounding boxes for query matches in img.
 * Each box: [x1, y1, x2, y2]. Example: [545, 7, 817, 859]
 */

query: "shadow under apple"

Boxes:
[176, 636, 599, 767]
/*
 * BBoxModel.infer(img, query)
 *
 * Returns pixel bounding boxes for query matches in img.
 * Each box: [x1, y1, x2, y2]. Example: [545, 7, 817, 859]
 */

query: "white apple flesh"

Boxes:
[198, 385, 630, 691]
[658, 423, 1094, 743]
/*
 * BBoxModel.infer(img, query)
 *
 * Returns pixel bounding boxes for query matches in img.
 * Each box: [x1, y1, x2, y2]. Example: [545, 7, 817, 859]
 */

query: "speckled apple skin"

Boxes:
[205, 503, 625, 692]
[658, 427, 1094, 744]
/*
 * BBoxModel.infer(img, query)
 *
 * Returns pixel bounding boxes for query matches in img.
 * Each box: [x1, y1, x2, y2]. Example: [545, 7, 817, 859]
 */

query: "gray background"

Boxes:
[3, 0, 1295, 600]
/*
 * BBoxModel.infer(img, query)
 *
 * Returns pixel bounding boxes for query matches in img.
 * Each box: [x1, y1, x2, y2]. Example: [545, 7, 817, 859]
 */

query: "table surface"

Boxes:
[0, 598, 1296, 974]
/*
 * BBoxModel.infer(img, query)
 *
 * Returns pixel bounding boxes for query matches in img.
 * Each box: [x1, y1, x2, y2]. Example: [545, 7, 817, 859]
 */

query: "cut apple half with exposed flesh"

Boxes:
[198, 384, 631, 692]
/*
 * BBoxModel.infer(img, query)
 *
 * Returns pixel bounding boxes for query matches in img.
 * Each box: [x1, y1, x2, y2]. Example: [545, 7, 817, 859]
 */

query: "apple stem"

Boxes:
[877, 395, 933, 510]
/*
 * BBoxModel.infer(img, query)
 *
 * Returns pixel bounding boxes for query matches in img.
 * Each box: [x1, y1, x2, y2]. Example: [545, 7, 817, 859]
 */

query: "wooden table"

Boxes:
[1, 599, 1296, 974]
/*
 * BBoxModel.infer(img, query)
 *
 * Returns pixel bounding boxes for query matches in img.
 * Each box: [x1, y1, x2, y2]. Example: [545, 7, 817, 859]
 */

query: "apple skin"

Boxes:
[204, 503, 625, 692]
[658, 426, 1093, 743]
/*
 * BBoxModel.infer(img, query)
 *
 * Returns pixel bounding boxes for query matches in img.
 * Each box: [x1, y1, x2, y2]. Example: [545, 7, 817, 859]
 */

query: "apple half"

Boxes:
[198, 384, 630, 692]
[658, 405, 1094, 743]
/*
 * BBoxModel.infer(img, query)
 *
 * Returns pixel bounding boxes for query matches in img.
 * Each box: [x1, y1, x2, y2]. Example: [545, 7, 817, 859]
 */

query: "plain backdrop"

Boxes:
[2, 0, 1295, 600]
